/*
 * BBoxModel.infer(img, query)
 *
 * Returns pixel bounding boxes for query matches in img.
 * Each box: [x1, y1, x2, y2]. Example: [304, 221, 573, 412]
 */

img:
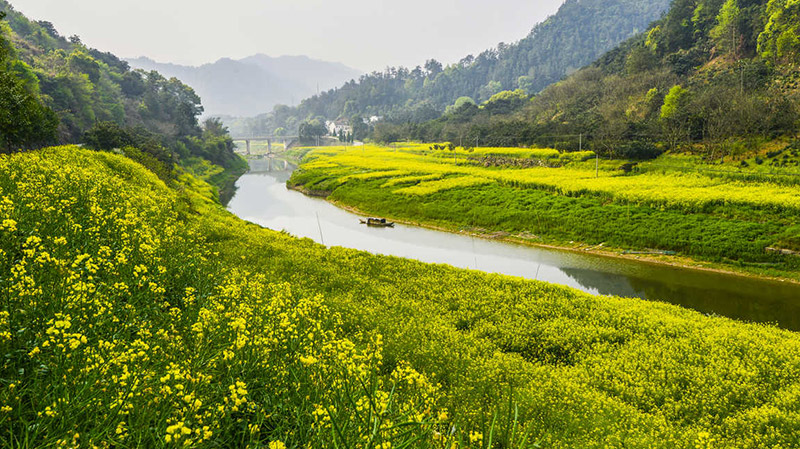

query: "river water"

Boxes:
[228, 160, 800, 331]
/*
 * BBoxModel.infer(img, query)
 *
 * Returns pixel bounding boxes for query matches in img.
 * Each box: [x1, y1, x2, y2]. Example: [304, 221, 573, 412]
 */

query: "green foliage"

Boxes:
[66, 50, 101, 83]
[84, 122, 169, 161]
[83, 122, 175, 181]
[0, 69, 58, 151]
[298, 119, 327, 143]
[660, 85, 690, 120]
[6, 146, 800, 447]
[0, 12, 57, 152]
[0, 2, 205, 144]
[482, 90, 529, 115]
[291, 144, 800, 271]
[0, 3, 241, 201]
[445, 96, 477, 117]
[234, 0, 670, 137]
[478, 80, 502, 101]
[710, 0, 742, 57]
[385, 0, 800, 153]
[758, 0, 800, 63]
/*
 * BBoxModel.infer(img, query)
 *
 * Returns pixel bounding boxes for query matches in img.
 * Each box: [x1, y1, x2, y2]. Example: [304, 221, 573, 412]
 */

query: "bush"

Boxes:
[615, 140, 664, 160]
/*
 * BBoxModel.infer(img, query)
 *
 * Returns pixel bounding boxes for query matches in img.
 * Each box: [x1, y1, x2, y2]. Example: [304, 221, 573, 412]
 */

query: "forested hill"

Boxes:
[228, 0, 670, 138]
[0, 0, 206, 144]
[0, 1, 245, 201]
[420, 0, 672, 102]
[383, 0, 800, 155]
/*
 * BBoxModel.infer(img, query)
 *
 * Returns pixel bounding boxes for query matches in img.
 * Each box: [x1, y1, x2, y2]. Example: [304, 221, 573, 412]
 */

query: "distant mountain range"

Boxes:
[127, 55, 362, 117]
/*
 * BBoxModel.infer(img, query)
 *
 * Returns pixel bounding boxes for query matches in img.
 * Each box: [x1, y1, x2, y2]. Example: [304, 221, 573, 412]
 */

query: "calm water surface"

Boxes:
[228, 160, 800, 331]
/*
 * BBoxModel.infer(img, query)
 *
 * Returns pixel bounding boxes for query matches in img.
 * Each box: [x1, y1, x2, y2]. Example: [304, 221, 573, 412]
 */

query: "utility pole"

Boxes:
[596, 153, 600, 179]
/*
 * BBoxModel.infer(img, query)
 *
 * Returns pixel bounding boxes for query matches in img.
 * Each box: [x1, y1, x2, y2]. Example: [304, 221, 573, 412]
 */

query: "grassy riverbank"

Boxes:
[289, 144, 800, 280]
[181, 156, 249, 205]
[4, 147, 800, 447]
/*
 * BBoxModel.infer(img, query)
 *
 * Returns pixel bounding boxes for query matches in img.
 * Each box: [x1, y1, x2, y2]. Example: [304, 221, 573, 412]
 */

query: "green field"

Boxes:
[3, 147, 800, 447]
[289, 144, 800, 278]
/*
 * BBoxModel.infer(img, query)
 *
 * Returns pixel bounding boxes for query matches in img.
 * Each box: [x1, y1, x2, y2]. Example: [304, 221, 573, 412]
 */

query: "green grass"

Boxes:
[181, 156, 248, 205]
[289, 145, 800, 277]
[4, 147, 800, 448]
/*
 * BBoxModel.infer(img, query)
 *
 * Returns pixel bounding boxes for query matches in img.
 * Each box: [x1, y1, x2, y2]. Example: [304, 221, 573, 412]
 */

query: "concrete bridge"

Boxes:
[231, 136, 299, 156]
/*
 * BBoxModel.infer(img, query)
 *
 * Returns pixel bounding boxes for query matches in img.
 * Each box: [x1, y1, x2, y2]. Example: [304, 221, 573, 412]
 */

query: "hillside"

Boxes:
[4, 146, 800, 447]
[390, 0, 800, 154]
[4, 0, 800, 446]
[128, 55, 362, 118]
[0, 1, 246, 201]
[0, 0, 201, 144]
[228, 0, 671, 138]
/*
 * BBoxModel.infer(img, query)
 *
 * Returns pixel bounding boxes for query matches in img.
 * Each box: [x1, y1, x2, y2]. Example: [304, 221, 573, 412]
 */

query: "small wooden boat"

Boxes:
[360, 217, 395, 228]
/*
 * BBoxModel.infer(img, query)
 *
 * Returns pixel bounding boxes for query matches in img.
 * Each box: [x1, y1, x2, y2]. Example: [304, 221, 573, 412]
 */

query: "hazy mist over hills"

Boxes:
[127, 55, 362, 117]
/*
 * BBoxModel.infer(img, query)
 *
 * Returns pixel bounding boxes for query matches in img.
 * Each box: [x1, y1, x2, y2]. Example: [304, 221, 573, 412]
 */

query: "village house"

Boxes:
[326, 119, 352, 136]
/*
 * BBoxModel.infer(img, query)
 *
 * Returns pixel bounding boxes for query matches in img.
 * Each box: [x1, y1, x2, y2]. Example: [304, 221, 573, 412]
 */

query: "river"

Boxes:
[227, 160, 800, 331]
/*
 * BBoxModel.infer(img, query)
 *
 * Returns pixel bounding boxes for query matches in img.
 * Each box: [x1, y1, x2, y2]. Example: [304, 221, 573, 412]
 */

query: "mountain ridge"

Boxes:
[127, 54, 362, 117]
[226, 0, 671, 138]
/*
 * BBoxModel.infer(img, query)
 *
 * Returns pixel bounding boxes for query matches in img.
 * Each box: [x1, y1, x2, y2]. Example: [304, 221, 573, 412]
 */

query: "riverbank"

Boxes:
[217, 154, 800, 448]
[181, 155, 249, 205]
[288, 144, 800, 284]
[326, 197, 800, 285]
[11, 147, 800, 447]
[259, 170, 800, 330]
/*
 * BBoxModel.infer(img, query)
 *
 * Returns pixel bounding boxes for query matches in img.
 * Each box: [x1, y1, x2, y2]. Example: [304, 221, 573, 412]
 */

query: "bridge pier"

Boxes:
[267, 139, 272, 154]
[245, 140, 251, 155]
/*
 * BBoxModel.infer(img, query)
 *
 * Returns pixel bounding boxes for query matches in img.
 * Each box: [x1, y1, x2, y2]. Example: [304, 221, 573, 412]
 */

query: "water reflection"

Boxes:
[227, 162, 800, 331]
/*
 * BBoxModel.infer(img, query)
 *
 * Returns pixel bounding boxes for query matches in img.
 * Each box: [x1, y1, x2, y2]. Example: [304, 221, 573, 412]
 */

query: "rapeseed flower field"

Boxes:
[0, 148, 453, 447]
[290, 144, 800, 275]
[4, 146, 800, 448]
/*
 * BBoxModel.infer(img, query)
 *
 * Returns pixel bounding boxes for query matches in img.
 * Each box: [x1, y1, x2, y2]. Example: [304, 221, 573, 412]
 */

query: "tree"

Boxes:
[758, 0, 800, 64]
[478, 81, 503, 102]
[0, 12, 58, 152]
[424, 59, 443, 78]
[710, 0, 742, 59]
[660, 85, 692, 150]
[83, 122, 171, 164]
[483, 90, 529, 115]
[68, 51, 101, 83]
[203, 117, 229, 137]
[0, 70, 58, 151]
[518, 75, 537, 95]
[298, 119, 326, 143]
[626, 45, 658, 74]
[446, 97, 477, 115]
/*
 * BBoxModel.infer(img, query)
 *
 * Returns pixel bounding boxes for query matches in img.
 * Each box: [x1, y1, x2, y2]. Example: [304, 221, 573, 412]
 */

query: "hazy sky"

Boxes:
[9, 0, 565, 71]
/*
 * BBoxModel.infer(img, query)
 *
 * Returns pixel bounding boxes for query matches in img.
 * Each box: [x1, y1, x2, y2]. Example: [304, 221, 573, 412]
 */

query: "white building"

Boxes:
[326, 119, 352, 136]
